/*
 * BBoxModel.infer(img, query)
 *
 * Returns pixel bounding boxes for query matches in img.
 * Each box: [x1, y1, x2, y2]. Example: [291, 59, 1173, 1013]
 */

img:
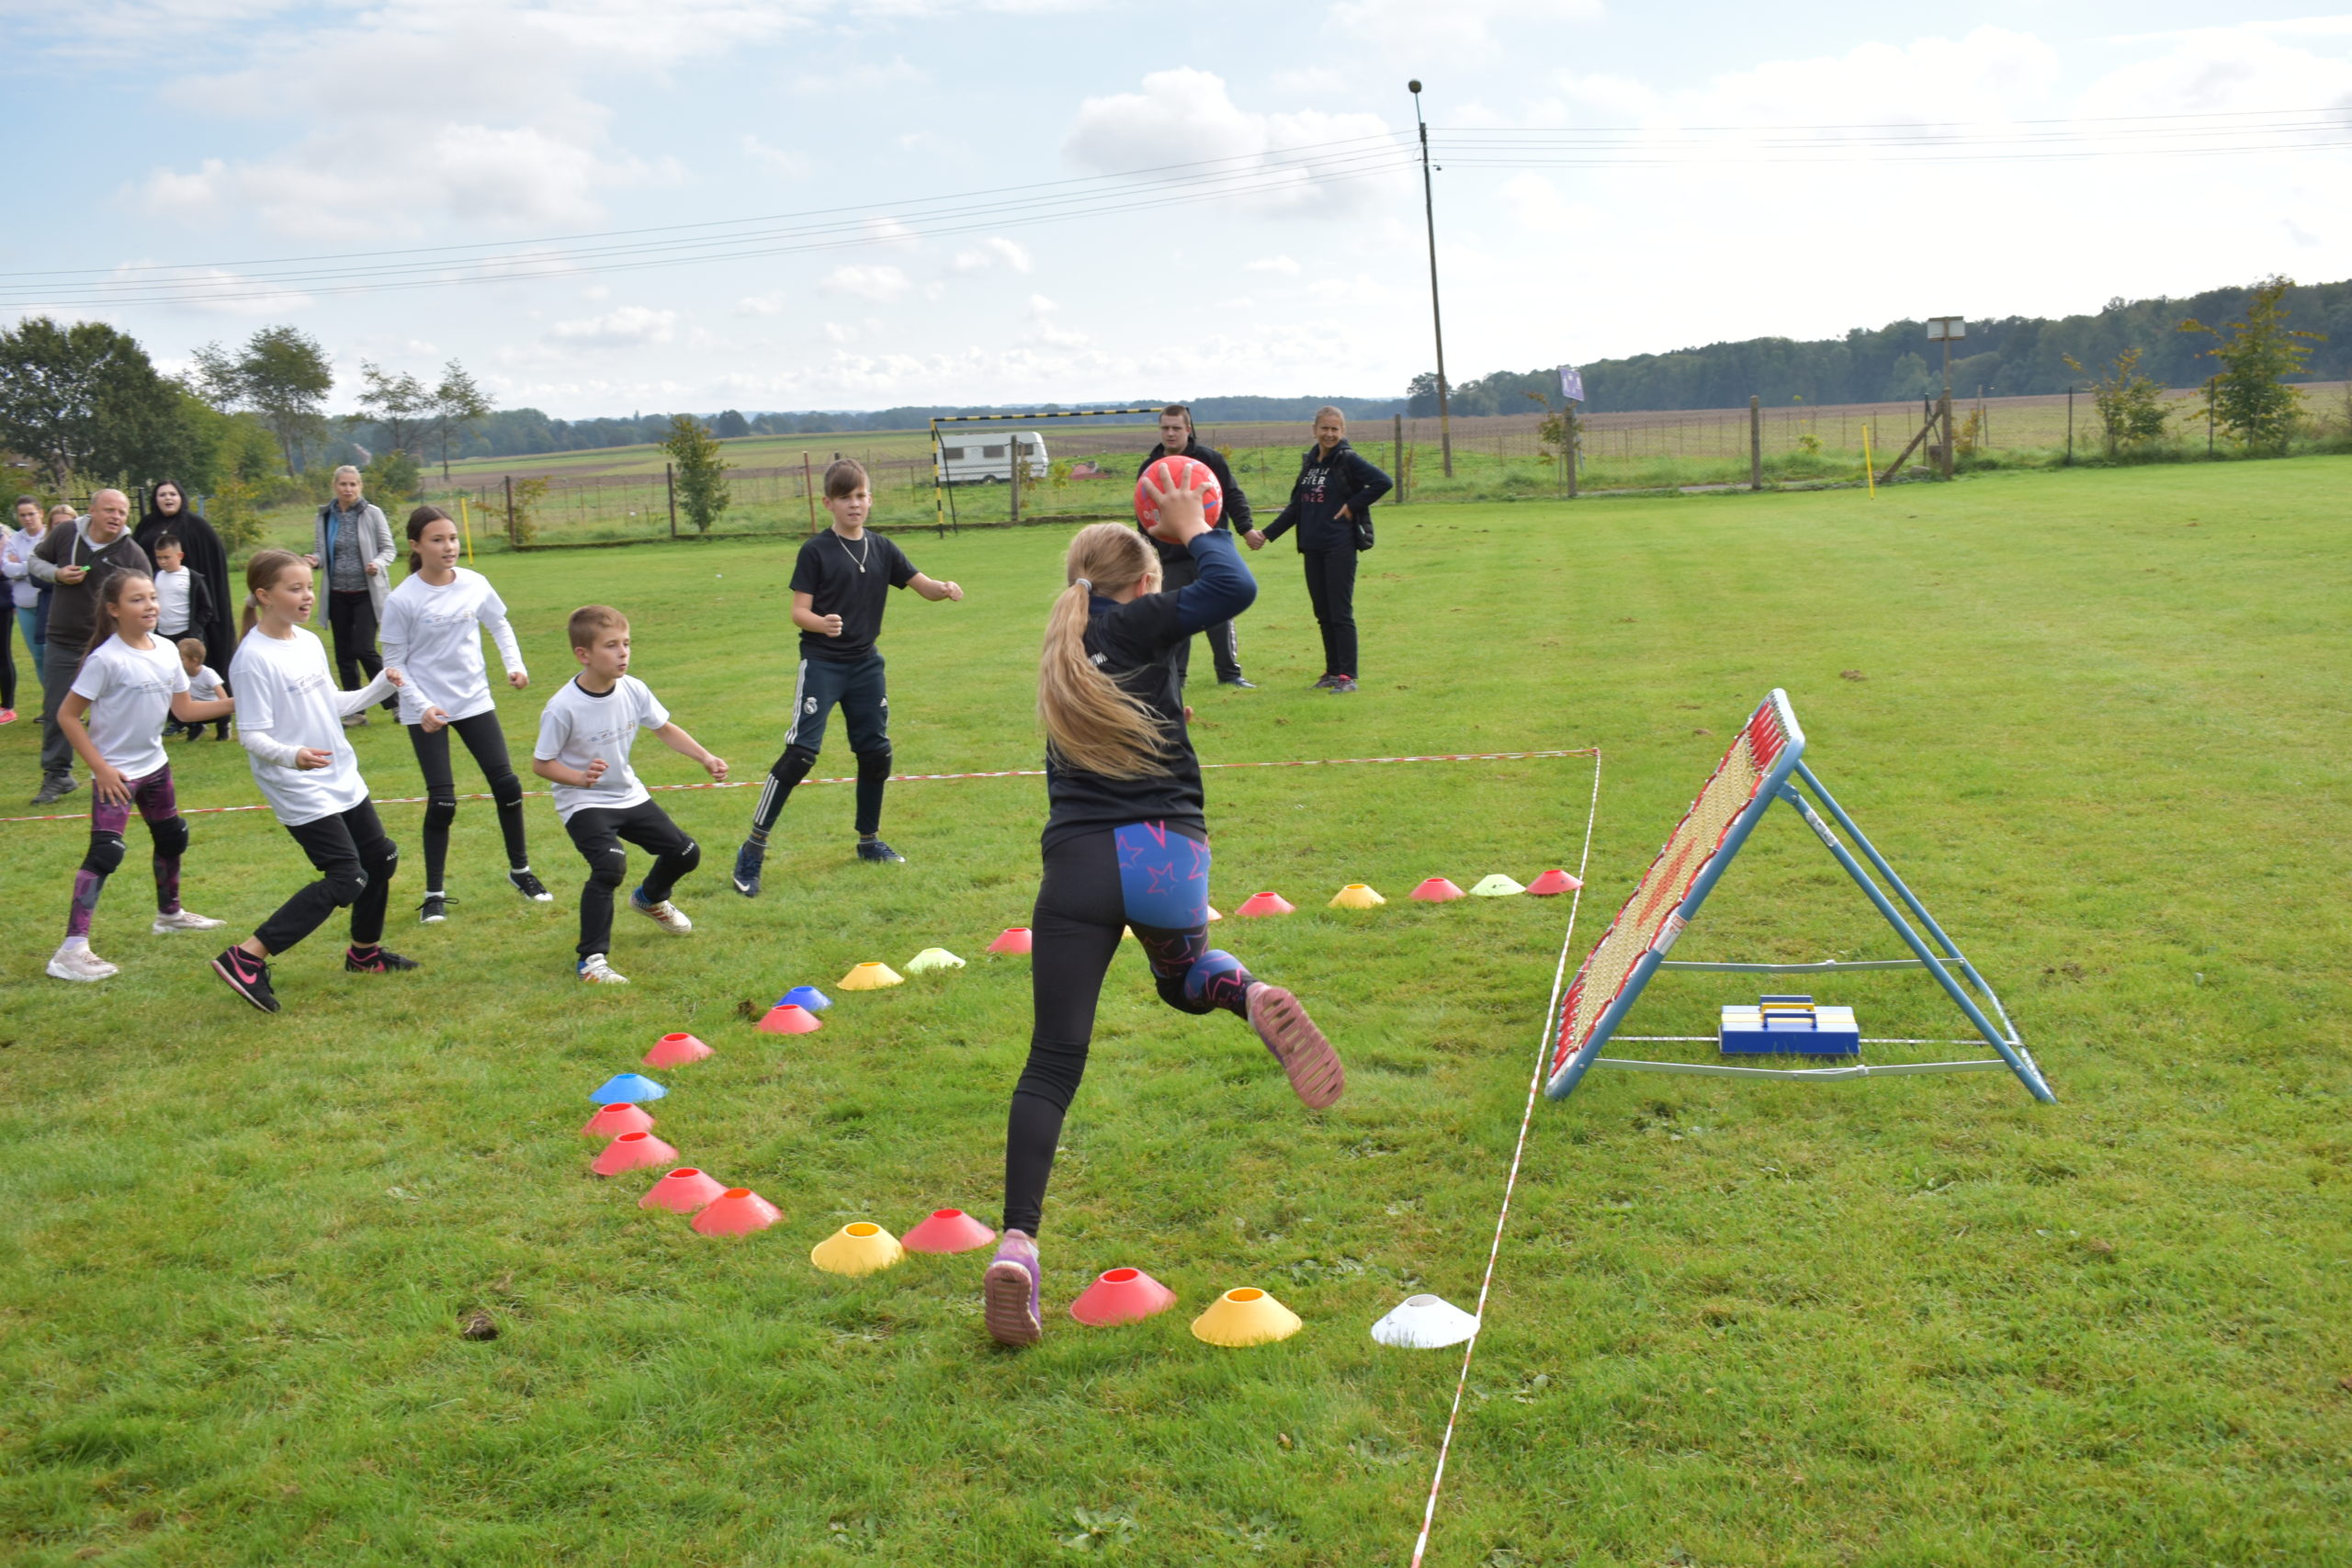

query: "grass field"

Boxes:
[3, 460, 2347, 1566]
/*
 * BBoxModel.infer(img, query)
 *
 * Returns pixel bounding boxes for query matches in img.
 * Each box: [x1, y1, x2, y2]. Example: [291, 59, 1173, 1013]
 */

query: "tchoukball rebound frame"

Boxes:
[1544, 689, 2053, 1103]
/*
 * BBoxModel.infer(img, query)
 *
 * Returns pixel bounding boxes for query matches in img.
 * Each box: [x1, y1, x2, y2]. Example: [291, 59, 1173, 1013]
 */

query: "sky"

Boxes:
[3, 0, 2347, 418]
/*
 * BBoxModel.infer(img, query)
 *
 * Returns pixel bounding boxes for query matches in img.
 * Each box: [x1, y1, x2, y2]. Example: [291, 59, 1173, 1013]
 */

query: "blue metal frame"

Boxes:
[1545, 694, 2054, 1103]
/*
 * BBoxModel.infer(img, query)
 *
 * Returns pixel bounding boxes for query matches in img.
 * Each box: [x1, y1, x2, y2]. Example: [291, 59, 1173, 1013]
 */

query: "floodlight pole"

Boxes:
[1410, 80, 1454, 479]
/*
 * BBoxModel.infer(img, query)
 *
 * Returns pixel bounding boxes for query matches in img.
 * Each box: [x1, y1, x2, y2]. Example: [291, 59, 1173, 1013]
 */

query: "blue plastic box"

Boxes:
[1719, 995, 1860, 1056]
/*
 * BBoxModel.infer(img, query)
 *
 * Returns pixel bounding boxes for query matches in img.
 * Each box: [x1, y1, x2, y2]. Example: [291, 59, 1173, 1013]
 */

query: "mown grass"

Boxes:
[2, 460, 2347, 1566]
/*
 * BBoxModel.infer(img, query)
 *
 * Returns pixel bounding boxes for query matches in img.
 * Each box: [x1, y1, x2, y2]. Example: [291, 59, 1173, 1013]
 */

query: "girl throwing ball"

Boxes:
[210, 550, 418, 1013]
[982, 472, 1345, 1348]
[48, 570, 235, 980]
[379, 506, 546, 923]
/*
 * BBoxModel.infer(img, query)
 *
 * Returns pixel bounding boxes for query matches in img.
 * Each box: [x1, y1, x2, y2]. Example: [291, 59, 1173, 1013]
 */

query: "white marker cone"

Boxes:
[1371, 1293, 1480, 1348]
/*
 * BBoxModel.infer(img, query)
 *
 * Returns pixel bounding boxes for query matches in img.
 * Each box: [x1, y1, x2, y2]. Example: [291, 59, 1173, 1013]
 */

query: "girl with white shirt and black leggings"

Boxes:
[211, 550, 420, 1014]
[379, 506, 548, 924]
[48, 568, 236, 981]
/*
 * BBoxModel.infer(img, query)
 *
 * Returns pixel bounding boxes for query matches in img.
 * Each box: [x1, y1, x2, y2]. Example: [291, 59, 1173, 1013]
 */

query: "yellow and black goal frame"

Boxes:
[928, 407, 1163, 535]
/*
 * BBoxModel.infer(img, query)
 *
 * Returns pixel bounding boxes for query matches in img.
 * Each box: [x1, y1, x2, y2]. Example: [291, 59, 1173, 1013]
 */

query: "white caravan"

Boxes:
[933, 429, 1048, 484]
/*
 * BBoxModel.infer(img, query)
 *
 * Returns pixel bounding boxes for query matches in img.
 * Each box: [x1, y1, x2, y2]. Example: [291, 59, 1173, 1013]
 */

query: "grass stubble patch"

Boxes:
[0, 460, 2346, 1564]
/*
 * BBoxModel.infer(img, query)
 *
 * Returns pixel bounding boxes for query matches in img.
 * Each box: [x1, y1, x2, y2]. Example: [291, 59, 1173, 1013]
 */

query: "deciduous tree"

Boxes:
[662, 414, 730, 533]
[2179, 276, 2325, 452]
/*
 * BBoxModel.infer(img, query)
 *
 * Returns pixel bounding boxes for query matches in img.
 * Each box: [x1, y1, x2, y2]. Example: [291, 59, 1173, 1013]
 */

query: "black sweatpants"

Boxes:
[255, 799, 398, 954]
[750, 651, 892, 840]
[1300, 547, 1359, 679]
[326, 589, 393, 709]
[1157, 546, 1243, 685]
[406, 710, 529, 890]
[1002, 824, 1261, 1237]
[563, 798, 699, 958]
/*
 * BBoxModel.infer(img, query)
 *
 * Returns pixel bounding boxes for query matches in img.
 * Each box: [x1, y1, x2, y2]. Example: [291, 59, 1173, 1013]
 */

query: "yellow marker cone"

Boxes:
[905, 947, 965, 974]
[1329, 883, 1385, 909]
[810, 1221, 905, 1277]
[1191, 1287, 1303, 1347]
[1469, 874, 1525, 897]
[838, 961, 904, 990]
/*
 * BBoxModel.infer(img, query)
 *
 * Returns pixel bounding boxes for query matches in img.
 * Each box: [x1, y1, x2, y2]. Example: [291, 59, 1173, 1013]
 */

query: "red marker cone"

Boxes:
[644, 1032, 712, 1068]
[1236, 890, 1295, 918]
[1527, 868, 1583, 897]
[693, 1188, 783, 1235]
[1410, 877, 1465, 902]
[592, 1130, 678, 1177]
[1070, 1267, 1179, 1326]
[639, 1168, 728, 1214]
[902, 1208, 997, 1254]
[987, 926, 1033, 954]
[757, 1004, 822, 1035]
[581, 1102, 654, 1140]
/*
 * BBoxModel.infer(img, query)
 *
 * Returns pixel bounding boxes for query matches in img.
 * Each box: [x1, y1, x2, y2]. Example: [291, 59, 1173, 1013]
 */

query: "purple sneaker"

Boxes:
[984, 1230, 1042, 1347]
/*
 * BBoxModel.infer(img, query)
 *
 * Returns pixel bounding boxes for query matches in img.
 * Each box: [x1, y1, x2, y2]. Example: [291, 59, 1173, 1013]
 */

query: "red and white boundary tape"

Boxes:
[1409, 747, 1603, 1567]
[0, 748, 1592, 827]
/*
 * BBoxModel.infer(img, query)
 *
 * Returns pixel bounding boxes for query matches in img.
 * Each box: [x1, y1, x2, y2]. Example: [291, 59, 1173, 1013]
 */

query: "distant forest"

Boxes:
[407, 276, 2346, 459]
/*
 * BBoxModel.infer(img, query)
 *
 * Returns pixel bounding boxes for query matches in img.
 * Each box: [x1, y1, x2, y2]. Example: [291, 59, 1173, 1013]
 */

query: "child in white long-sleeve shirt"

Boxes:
[209, 550, 420, 1014]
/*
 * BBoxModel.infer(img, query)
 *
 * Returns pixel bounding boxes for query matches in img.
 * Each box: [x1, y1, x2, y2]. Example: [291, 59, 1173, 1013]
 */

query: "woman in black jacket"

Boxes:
[1246, 406, 1391, 694]
[134, 482, 237, 705]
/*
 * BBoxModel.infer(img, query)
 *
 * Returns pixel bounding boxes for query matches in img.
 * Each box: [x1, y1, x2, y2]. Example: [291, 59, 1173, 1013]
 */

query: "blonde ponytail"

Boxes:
[1038, 523, 1166, 778]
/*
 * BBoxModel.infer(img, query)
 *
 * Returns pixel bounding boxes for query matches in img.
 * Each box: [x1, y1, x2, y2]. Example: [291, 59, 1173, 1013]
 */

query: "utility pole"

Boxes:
[1409, 80, 1454, 479]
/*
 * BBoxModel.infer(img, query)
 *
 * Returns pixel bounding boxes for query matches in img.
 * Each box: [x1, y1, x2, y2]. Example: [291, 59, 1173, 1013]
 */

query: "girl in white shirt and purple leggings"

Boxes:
[378, 506, 546, 924]
[211, 550, 421, 1014]
[48, 569, 236, 981]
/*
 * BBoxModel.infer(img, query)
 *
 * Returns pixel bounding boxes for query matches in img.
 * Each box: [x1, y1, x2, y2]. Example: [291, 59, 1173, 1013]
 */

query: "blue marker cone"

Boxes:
[779, 985, 831, 1012]
[591, 1072, 667, 1105]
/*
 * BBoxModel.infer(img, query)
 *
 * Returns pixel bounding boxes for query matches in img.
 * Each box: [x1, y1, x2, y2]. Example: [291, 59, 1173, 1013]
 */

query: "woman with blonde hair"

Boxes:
[981, 472, 1345, 1348]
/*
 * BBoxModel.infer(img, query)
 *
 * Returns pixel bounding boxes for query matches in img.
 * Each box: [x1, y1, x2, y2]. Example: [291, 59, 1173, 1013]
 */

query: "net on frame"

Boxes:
[1551, 695, 1796, 1079]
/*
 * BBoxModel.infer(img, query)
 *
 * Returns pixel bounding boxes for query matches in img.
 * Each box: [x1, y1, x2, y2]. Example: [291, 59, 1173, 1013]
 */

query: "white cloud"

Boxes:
[1330, 0, 1604, 66]
[820, 265, 911, 302]
[548, 306, 677, 348]
[1245, 254, 1302, 275]
[102, 261, 314, 314]
[791, 54, 927, 93]
[742, 134, 808, 175]
[953, 236, 1034, 273]
[736, 292, 789, 316]
[1063, 69, 1406, 216]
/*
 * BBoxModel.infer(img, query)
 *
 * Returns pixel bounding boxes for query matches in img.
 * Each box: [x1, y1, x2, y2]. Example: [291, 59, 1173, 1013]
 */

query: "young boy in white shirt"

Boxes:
[170, 637, 229, 741]
[533, 604, 729, 985]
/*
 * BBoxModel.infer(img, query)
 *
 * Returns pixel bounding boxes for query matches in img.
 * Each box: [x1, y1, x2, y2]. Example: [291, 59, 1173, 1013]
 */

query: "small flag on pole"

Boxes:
[1558, 365, 1584, 401]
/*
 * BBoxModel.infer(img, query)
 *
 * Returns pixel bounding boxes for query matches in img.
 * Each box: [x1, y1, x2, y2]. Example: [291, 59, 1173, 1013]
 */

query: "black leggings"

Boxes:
[406, 710, 528, 889]
[255, 799, 398, 954]
[1300, 547, 1359, 678]
[0, 604, 15, 712]
[1002, 825, 1262, 1237]
[326, 590, 392, 705]
[563, 798, 699, 958]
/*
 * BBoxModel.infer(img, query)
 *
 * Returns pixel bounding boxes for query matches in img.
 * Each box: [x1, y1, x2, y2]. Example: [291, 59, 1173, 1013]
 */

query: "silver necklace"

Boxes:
[835, 530, 871, 573]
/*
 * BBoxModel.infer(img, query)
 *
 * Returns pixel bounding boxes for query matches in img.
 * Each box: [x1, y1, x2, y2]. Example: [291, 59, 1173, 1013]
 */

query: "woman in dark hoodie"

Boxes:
[134, 481, 236, 719]
[1246, 406, 1391, 694]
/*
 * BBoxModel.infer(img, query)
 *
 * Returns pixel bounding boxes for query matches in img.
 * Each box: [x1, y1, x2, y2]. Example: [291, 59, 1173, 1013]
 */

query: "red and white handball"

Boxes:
[1134, 455, 1223, 532]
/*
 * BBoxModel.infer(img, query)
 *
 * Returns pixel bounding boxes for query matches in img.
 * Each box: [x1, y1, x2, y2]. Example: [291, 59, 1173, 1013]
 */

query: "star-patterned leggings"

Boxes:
[1001, 820, 1259, 1235]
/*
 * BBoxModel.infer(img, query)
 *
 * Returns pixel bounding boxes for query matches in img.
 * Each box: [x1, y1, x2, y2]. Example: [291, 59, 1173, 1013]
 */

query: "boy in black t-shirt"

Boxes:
[731, 459, 964, 894]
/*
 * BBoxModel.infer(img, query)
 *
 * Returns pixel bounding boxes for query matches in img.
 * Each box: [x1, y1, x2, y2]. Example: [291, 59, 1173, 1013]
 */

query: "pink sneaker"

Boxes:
[983, 1231, 1042, 1348]
[1248, 984, 1345, 1109]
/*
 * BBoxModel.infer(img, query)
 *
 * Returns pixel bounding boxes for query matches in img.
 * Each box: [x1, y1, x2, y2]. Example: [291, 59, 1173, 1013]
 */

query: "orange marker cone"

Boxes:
[1329, 883, 1385, 909]
[902, 1208, 997, 1254]
[988, 926, 1033, 954]
[643, 1032, 712, 1068]
[1527, 868, 1583, 897]
[581, 1102, 654, 1140]
[839, 961, 904, 990]
[1070, 1267, 1178, 1326]
[1191, 1286, 1304, 1346]
[693, 1188, 783, 1235]
[592, 1130, 678, 1177]
[757, 1003, 822, 1035]
[639, 1167, 728, 1214]
[810, 1222, 905, 1276]
[1236, 890, 1295, 918]
[1410, 877, 1465, 902]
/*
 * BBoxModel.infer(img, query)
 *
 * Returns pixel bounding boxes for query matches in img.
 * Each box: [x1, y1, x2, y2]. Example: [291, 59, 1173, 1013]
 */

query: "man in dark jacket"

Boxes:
[1134, 404, 1253, 689]
[1247, 407, 1392, 694]
[28, 489, 150, 803]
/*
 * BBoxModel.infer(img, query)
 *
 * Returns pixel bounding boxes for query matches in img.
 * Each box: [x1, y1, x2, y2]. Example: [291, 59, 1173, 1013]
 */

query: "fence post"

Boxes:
[665, 463, 677, 538]
[1937, 393, 1954, 479]
[803, 452, 818, 533]
[1566, 403, 1579, 499]
[504, 475, 516, 547]
[2065, 387, 2074, 467]
[1393, 413, 1405, 506]
[1009, 433, 1022, 525]
[1748, 395, 1762, 491]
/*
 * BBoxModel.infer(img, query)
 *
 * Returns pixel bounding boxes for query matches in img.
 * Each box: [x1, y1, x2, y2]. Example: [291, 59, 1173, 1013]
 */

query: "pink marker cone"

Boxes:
[644, 1032, 713, 1067]
[639, 1168, 729, 1214]
[592, 1130, 678, 1177]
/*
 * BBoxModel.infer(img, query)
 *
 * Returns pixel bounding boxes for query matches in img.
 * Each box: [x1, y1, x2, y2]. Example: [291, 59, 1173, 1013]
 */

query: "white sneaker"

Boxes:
[578, 953, 630, 985]
[48, 945, 119, 981]
[153, 908, 227, 933]
[629, 893, 693, 934]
